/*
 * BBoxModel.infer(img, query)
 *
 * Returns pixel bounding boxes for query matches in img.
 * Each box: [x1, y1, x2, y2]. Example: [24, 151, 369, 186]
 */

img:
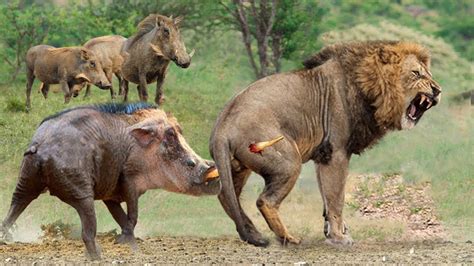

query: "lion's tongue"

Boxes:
[410, 104, 417, 117]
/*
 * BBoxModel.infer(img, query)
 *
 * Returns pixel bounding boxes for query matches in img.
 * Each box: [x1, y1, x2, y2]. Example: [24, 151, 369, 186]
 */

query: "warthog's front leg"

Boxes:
[103, 200, 137, 249]
[138, 73, 148, 102]
[155, 71, 166, 104]
[316, 150, 353, 247]
[60, 80, 72, 104]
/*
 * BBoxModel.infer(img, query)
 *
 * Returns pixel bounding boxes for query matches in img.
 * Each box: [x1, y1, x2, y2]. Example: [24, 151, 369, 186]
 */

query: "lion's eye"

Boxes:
[412, 70, 421, 77]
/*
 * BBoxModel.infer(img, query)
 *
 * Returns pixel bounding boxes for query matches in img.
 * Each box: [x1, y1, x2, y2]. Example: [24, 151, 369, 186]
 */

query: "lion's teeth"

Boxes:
[420, 95, 426, 105]
[426, 101, 432, 109]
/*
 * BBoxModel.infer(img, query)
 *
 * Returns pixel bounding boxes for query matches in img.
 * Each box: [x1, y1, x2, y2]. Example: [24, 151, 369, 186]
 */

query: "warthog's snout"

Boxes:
[97, 81, 112, 90]
[192, 164, 219, 185]
[174, 57, 191, 68]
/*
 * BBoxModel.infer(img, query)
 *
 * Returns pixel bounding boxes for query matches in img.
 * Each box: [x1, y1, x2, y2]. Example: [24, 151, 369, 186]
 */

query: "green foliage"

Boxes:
[274, 0, 325, 59]
[0, 0, 56, 82]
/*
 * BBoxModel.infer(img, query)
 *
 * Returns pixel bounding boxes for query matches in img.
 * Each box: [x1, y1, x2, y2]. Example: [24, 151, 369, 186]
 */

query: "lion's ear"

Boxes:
[377, 47, 401, 65]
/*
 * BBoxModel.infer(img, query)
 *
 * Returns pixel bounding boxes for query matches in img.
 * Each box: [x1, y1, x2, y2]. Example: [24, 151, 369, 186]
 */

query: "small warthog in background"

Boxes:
[0, 102, 220, 260]
[121, 14, 194, 104]
[25, 45, 111, 111]
[82, 35, 128, 99]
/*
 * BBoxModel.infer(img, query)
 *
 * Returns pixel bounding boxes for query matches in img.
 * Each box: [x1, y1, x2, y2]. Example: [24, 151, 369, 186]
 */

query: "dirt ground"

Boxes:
[0, 174, 472, 264]
[0, 234, 472, 264]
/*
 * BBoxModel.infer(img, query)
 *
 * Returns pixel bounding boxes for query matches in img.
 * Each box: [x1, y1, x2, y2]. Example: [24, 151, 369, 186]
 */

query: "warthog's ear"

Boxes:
[174, 16, 183, 26]
[130, 124, 160, 148]
[80, 48, 91, 61]
[155, 17, 162, 28]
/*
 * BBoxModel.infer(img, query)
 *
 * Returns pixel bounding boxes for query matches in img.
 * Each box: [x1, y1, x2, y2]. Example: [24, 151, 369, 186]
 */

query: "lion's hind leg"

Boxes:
[249, 139, 302, 245]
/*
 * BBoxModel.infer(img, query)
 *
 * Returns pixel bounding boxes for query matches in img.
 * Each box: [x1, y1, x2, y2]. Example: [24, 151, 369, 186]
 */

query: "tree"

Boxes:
[219, 0, 322, 79]
[0, 1, 56, 82]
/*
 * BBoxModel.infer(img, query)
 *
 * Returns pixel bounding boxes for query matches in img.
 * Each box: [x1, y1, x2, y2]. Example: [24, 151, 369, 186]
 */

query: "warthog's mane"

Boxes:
[46, 46, 83, 54]
[84, 35, 126, 48]
[127, 14, 170, 49]
[40, 102, 158, 125]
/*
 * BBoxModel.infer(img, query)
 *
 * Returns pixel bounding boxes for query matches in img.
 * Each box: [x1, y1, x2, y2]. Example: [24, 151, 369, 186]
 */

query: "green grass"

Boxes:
[0, 31, 252, 239]
[0, 26, 472, 243]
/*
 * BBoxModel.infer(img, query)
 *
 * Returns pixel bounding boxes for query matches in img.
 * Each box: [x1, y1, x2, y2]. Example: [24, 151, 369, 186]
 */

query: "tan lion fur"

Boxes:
[210, 40, 441, 247]
[304, 41, 431, 130]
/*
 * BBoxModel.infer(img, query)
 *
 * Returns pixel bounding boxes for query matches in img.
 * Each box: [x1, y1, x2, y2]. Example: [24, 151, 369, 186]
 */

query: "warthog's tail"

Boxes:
[211, 138, 247, 239]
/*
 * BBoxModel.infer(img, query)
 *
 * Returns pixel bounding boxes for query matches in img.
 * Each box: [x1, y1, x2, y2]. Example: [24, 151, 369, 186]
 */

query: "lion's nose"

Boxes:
[431, 84, 441, 97]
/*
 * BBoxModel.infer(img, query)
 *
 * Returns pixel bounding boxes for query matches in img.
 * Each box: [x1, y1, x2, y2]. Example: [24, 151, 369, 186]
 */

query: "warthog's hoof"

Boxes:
[155, 97, 165, 105]
[85, 243, 102, 261]
[240, 231, 269, 247]
[0, 225, 12, 242]
[115, 233, 138, 250]
[245, 236, 269, 247]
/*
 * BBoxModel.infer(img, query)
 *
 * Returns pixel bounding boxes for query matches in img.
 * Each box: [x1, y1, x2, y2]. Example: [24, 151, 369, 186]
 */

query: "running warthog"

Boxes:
[121, 14, 194, 104]
[0, 102, 220, 260]
[26, 45, 110, 110]
[83, 35, 128, 99]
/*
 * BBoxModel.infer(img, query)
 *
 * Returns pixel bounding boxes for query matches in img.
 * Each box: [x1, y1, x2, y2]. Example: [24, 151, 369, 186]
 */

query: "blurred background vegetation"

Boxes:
[0, 0, 472, 242]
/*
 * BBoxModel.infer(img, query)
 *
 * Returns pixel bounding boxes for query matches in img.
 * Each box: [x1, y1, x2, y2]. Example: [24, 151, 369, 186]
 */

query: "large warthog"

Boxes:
[82, 35, 128, 99]
[121, 14, 194, 104]
[210, 41, 441, 247]
[26, 45, 111, 110]
[0, 103, 220, 260]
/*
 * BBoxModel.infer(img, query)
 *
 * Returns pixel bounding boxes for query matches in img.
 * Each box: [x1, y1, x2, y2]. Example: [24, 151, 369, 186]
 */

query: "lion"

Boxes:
[209, 41, 442, 247]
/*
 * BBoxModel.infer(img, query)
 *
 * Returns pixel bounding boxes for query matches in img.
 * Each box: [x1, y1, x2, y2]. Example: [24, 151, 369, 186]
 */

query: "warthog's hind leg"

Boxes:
[68, 197, 101, 260]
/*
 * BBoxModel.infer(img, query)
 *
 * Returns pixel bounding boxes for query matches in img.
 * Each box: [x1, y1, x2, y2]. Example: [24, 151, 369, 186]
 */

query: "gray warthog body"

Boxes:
[83, 35, 127, 99]
[0, 103, 220, 260]
[25, 45, 110, 110]
[210, 41, 441, 247]
[121, 14, 194, 103]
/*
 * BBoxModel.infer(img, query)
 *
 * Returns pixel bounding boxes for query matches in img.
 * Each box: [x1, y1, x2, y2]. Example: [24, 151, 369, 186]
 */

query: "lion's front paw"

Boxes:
[278, 234, 301, 246]
[325, 234, 354, 247]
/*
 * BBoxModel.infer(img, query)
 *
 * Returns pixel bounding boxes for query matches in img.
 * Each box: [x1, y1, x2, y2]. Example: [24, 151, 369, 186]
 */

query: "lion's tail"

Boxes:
[211, 137, 246, 237]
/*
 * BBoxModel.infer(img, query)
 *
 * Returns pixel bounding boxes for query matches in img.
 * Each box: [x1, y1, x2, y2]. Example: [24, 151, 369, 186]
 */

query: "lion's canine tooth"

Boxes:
[426, 101, 432, 109]
[420, 95, 426, 105]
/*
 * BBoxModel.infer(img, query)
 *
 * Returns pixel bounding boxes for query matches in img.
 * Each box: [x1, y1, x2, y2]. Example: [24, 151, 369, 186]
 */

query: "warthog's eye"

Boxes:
[90, 61, 96, 68]
[165, 127, 176, 139]
[412, 70, 421, 78]
[163, 27, 170, 37]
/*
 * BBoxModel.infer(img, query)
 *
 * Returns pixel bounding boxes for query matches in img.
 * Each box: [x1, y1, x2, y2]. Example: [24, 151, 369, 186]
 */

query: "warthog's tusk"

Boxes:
[75, 73, 91, 83]
[205, 168, 219, 181]
[249, 135, 284, 155]
[189, 49, 195, 58]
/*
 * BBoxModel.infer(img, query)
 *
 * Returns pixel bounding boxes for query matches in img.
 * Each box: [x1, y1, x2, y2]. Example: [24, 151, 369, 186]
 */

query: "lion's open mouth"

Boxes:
[406, 93, 437, 122]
